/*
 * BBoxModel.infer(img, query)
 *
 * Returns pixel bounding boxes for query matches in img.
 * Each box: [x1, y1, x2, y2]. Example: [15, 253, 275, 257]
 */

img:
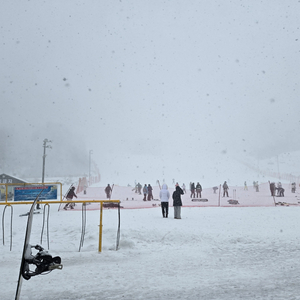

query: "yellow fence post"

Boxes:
[98, 202, 103, 252]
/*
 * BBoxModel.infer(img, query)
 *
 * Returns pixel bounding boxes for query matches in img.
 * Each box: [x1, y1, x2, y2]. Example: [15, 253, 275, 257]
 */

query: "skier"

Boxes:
[244, 181, 248, 190]
[143, 184, 148, 201]
[182, 183, 186, 193]
[105, 184, 112, 199]
[172, 183, 184, 219]
[190, 182, 195, 198]
[147, 184, 153, 201]
[159, 184, 170, 218]
[63, 187, 77, 210]
[222, 181, 229, 197]
[196, 182, 202, 198]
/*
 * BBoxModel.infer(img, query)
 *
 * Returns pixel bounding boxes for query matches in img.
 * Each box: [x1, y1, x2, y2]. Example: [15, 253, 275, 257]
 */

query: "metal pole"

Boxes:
[42, 141, 46, 184]
[99, 202, 103, 252]
[42, 139, 52, 184]
[89, 150, 93, 186]
[40, 139, 51, 209]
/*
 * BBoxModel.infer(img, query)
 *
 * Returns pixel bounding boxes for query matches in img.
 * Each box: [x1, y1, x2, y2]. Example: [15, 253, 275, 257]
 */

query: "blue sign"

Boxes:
[14, 185, 58, 202]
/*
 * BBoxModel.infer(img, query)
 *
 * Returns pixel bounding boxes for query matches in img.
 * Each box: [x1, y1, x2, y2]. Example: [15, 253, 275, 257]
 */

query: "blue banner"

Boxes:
[14, 185, 58, 202]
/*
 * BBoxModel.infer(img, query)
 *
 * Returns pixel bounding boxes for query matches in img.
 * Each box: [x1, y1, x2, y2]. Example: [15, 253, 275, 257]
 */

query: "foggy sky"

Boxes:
[1, 1, 300, 186]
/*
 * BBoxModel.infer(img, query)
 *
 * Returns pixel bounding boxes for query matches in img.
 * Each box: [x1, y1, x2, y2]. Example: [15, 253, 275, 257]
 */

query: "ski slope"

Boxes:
[1, 183, 300, 299]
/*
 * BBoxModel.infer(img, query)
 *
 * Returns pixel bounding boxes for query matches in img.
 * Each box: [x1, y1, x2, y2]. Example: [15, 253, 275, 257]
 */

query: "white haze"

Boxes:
[1, 0, 300, 185]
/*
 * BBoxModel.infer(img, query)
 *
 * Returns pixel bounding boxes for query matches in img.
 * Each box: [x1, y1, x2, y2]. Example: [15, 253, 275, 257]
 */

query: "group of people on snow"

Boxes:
[62, 180, 294, 213]
[142, 184, 154, 201]
[159, 183, 184, 219]
[189, 182, 203, 198]
[269, 182, 285, 197]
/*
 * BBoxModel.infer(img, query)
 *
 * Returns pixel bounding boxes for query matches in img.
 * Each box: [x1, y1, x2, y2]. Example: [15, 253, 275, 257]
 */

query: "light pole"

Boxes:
[39, 139, 51, 210]
[42, 139, 52, 184]
[89, 150, 93, 186]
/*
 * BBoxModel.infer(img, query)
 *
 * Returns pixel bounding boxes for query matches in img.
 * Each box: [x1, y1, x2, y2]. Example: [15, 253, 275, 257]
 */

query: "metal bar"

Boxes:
[99, 202, 103, 252]
[0, 199, 120, 206]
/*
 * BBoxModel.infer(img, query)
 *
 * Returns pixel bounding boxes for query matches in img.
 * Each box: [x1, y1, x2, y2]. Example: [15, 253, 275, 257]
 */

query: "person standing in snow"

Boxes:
[255, 181, 259, 192]
[278, 187, 285, 197]
[63, 186, 77, 210]
[147, 184, 153, 201]
[270, 182, 276, 196]
[159, 184, 170, 218]
[244, 181, 248, 190]
[182, 183, 186, 193]
[277, 182, 282, 196]
[222, 181, 229, 197]
[190, 182, 195, 198]
[291, 182, 296, 193]
[172, 183, 184, 219]
[105, 184, 112, 199]
[196, 182, 202, 198]
[143, 184, 148, 201]
[137, 182, 142, 195]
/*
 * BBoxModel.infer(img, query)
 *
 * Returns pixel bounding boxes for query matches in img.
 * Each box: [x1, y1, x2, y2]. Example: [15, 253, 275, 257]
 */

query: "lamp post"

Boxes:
[89, 150, 93, 186]
[42, 139, 52, 184]
[39, 139, 51, 210]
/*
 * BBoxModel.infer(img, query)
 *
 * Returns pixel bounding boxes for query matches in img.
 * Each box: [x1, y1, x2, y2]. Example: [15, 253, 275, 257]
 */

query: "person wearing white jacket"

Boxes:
[159, 184, 170, 218]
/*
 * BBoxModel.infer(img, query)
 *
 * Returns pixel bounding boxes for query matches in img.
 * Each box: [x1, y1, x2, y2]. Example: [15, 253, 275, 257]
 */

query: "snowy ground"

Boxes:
[2, 183, 300, 299]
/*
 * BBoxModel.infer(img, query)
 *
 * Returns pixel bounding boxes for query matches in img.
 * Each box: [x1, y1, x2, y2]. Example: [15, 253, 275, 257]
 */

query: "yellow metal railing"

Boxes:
[0, 199, 120, 252]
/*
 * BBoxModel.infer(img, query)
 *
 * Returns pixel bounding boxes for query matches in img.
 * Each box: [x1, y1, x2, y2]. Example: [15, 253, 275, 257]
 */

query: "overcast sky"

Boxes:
[1, 0, 300, 185]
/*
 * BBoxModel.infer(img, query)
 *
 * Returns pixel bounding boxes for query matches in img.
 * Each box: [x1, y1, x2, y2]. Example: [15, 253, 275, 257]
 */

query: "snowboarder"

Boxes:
[222, 181, 229, 197]
[159, 184, 170, 218]
[63, 187, 77, 210]
[196, 182, 202, 198]
[172, 183, 184, 219]
[105, 184, 112, 199]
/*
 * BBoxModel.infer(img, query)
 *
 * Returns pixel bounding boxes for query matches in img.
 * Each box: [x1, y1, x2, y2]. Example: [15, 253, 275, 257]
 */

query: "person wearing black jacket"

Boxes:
[222, 181, 229, 197]
[63, 186, 77, 210]
[190, 182, 195, 198]
[270, 182, 276, 197]
[196, 182, 202, 198]
[172, 183, 184, 219]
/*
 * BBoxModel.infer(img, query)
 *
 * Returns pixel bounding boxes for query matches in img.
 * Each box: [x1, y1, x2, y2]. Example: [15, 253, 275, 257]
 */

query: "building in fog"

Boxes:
[0, 173, 27, 200]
